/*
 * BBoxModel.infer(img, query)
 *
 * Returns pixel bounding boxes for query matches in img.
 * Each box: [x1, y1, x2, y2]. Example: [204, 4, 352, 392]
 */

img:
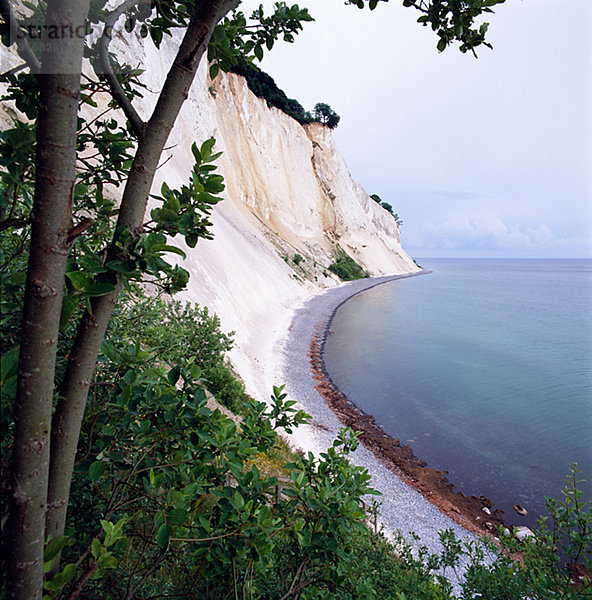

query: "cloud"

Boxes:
[407, 216, 591, 255]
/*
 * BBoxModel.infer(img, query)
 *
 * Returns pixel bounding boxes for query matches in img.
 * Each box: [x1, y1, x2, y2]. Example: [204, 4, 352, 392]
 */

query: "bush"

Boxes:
[328, 249, 368, 281]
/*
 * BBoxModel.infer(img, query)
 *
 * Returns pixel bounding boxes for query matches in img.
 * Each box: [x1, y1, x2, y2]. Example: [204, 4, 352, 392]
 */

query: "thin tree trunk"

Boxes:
[7, 1, 89, 599]
[45, 0, 239, 554]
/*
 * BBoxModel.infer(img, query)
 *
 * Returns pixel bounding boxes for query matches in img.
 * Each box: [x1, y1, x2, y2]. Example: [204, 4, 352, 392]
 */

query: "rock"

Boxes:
[513, 504, 528, 516]
[481, 506, 491, 515]
[502, 527, 511, 537]
[515, 526, 535, 542]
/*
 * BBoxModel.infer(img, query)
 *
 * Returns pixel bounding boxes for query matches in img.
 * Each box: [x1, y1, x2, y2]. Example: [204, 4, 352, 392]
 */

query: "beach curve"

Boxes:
[281, 271, 503, 564]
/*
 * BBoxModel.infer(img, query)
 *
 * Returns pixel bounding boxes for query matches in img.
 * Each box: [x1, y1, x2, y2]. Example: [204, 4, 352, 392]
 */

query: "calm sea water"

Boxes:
[324, 259, 592, 528]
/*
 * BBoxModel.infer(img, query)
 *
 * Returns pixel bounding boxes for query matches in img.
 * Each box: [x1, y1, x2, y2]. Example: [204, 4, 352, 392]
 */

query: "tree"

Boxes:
[1, 0, 505, 597]
[312, 102, 340, 129]
[381, 201, 394, 214]
[370, 194, 403, 226]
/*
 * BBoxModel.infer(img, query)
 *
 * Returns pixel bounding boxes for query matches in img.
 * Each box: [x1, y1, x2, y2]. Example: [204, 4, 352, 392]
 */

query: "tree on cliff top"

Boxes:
[313, 102, 340, 129]
[0, 0, 505, 597]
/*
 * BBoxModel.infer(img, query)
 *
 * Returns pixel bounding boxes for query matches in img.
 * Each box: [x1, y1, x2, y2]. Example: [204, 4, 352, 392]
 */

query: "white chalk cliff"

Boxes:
[2, 29, 420, 403]
[164, 64, 420, 401]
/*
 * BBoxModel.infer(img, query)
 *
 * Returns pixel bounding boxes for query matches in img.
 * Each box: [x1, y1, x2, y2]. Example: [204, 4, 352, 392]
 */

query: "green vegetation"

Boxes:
[293, 253, 304, 266]
[329, 248, 369, 281]
[370, 193, 403, 226]
[230, 57, 340, 128]
[312, 102, 341, 129]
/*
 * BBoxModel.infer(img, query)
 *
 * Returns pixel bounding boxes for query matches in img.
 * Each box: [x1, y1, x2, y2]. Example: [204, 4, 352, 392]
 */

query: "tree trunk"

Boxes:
[45, 0, 240, 555]
[7, 1, 89, 599]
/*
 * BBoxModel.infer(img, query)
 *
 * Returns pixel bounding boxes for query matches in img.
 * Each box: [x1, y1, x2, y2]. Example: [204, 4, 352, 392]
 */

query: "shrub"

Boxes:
[328, 249, 368, 281]
[381, 201, 394, 214]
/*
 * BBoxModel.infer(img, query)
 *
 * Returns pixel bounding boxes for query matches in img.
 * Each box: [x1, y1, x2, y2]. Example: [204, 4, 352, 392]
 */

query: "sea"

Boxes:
[323, 258, 592, 529]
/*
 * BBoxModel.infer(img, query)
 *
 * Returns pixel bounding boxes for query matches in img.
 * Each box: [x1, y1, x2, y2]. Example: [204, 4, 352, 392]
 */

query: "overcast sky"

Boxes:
[240, 0, 591, 258]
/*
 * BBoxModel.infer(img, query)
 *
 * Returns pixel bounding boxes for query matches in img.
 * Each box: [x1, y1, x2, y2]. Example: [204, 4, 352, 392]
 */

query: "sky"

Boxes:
[240, 0, 592, 258]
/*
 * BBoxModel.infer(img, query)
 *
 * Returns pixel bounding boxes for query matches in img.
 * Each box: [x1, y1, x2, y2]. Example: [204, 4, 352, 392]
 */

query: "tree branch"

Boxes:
[97, 0, 146, 139]
[125, 550, 164, 600]
[68, 561, 98, 600]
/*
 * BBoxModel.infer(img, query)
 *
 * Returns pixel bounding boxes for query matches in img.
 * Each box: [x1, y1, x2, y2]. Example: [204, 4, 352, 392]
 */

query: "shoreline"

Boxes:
[282, 270, 507, 547]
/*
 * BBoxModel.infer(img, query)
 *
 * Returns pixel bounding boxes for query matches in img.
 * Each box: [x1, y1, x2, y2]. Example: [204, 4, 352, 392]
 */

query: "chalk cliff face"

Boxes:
[2, 30, 419, 402]
[152, 59, 420, 400]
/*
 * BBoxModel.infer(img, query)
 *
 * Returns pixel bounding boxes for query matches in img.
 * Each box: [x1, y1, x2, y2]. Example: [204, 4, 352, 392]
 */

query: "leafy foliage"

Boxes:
[329, 248, 369, 281]
[370, 193, 403, 226]
[208, 2, 315, 78]
[230, 56, 313, 123]
[347, 0, 506, 56]
[313, 102, 341, 130]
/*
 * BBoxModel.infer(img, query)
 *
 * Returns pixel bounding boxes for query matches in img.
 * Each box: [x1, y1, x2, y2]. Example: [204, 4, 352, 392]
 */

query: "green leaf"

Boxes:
[437, 37, 447, 52]
[202, 150, 223, 164]
[166, 507, 188, 525]
[105, 260, 137, 275]
[156, 523, 172, 549]
[209, 63, 220, 80]
[59, 295, 79, 330]
[169, 194, 181, 213]
[62, 563, 76, 584]
[232, 491, 245, 510]
[44, 536, 68, 564]
[162, 244, 186, 259]
[204, 177, 225, 194]
[150, 26, 163, 47]
[191, 142, 201, 164]
[89, 461, 106, 484]
[97, 554, 117, 569]
[167, 365, 181, 385]
[200, 138, 216, 161]
[1, 347, 20, 383]
[83, 282, 116, 297]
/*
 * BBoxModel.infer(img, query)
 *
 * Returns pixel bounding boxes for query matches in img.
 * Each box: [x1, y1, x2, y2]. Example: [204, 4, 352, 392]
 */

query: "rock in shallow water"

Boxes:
[513, 504, 528, 516]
